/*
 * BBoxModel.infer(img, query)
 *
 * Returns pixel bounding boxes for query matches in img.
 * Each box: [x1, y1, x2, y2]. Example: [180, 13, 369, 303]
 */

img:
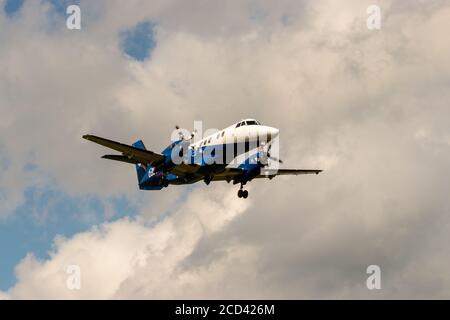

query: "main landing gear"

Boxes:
[237, 184, 248, 199]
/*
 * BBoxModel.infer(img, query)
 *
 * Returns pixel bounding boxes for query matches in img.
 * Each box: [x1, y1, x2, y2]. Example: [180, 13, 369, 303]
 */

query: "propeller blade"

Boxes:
[269, 156, 283, 164]
[189, 129, 198, 140]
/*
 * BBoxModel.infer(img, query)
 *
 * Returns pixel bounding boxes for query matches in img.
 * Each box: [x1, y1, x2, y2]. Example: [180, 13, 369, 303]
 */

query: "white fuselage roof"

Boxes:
[190, 119, 279, 150]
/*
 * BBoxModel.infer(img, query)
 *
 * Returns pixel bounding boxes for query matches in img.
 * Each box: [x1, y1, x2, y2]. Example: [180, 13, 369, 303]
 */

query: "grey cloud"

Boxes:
[1, 0, 450, 298]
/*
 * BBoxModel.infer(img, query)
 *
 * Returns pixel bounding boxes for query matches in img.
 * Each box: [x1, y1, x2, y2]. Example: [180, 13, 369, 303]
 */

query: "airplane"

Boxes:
[83, 119, 322, 199]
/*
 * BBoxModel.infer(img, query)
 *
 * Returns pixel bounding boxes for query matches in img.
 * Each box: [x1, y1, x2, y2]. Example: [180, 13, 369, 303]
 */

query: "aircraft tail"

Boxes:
[132, 140, 148, 186]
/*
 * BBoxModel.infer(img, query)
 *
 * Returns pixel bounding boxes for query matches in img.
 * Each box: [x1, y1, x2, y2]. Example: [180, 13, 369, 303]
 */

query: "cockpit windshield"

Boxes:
[236, 120, 261, 128]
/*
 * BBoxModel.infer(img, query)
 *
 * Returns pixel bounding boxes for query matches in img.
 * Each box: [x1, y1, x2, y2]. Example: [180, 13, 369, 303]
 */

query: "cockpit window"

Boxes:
[237, 120, 260, 127]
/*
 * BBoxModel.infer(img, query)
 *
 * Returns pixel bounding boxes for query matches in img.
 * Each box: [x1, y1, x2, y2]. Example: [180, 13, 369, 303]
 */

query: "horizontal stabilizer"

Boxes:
[101, 154, 139, 165]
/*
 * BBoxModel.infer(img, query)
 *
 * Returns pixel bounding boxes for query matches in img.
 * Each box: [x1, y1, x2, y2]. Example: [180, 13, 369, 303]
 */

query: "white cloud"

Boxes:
[4, 185, 251, 299]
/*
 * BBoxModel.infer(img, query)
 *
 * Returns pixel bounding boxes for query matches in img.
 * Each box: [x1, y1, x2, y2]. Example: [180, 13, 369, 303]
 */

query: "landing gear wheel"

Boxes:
[238, 189, 243, 198]
[242, 190, 248, 199]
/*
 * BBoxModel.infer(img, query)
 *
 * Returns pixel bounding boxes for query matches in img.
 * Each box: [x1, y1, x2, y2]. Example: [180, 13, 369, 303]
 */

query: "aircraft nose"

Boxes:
[267, 127, 279, 138]
[259, 126, 279, 142]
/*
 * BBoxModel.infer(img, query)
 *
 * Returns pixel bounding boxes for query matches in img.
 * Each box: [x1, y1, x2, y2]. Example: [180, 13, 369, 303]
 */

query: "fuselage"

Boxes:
[164, 119, 278, 166]
[147, 119, 279, 188]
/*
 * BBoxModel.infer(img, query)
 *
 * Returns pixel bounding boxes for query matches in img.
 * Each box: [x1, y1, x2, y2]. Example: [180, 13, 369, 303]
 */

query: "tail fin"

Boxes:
[132, 140, 148, 186]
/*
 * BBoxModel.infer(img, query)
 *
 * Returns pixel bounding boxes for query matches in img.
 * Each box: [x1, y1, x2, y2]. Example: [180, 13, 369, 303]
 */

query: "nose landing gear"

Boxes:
[237, 184, 248, 199]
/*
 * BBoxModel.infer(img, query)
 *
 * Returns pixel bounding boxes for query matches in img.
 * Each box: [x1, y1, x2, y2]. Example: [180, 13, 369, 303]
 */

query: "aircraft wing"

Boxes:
[257, 169, 322, 178]
[211, 168, 246, 181]
[169, 163, 201, 177]
[211, 168, 322, 182]
[83, 135, 165, 166]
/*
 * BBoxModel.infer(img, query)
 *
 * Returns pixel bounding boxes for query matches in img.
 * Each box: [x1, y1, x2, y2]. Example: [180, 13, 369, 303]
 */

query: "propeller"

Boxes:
[175, 125, 197, 141]
[259, 142, 283, 165]
[268, 156, 283, 164]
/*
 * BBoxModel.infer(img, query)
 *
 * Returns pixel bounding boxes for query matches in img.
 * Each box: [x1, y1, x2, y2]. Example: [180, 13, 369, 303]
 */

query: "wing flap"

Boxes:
[257, 169, 322, 178]
[211, 168, 244, 181]
[168, 163, 200, 177]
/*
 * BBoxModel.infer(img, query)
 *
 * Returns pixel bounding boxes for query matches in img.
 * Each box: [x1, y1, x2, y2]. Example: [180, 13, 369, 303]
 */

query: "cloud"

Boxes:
[4, 185, 251, 299]
[1, 0, 450, 298]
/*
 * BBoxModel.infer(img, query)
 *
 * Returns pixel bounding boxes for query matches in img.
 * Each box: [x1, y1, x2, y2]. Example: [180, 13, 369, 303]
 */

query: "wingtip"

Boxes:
[82, 134, 91, 140]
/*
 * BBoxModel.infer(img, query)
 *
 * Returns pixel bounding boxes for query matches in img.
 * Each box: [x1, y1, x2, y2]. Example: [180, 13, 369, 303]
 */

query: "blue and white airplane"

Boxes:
[83, 119, 322, 198]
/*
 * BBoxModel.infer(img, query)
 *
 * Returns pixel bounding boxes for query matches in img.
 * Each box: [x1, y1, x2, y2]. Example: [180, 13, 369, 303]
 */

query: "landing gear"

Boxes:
[237, 185, 249, 199]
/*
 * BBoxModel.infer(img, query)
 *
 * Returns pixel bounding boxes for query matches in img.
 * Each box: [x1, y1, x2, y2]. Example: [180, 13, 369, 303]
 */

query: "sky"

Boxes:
[0, 0, 450, 299]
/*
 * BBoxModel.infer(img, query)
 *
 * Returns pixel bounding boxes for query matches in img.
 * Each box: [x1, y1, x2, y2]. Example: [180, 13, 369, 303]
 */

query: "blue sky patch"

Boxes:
[120, 21, 157, 61]
[4, 0, 25, 16]
[0, 186, 139, 291]
[46, 0, 80, 15]
[3, 0, 79, 17]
